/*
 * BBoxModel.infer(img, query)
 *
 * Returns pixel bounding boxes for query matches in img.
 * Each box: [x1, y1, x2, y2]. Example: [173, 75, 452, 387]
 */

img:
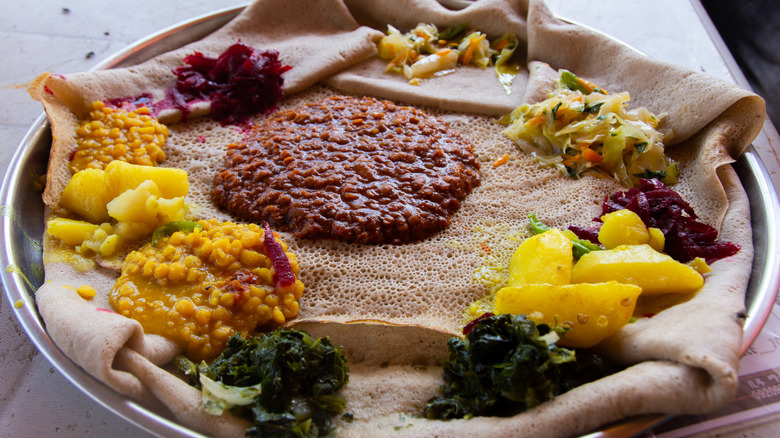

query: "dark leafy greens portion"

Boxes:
[177, 330, 349, 438]
[423, 314, 615, 420]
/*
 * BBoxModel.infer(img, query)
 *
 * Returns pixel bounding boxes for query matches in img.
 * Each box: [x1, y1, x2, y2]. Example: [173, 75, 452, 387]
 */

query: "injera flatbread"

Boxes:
[28, 0, 766, 436]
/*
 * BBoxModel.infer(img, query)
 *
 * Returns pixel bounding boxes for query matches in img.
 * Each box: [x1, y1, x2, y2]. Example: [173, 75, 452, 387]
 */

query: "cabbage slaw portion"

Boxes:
[377, 23, 521, 94]
[501, 70, 677, 186]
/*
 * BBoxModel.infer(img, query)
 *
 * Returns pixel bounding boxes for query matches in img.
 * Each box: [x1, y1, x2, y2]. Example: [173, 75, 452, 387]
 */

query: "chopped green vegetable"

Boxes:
[151, 220, 202, 246]
[527, 213, 602, 259]
[527, 212, 551, 235]
[438, 23, 468, 41]
[177, 330, 349, 438]
[634, 162, 678, 185]
[551, 101, 562, 120]
[492, 33, 521, 95]
[567, 234, 603, 259]
[199, 373, 262, 415]
[583, 101, 603, 114]
[423, 314, 614, 419]
[172, 354, 209, 386]
[560, 69, 589, 93]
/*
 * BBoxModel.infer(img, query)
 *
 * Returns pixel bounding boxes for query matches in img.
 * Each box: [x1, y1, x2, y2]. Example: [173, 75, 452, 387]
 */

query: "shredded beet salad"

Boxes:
[568, 178, 740, 264]
[164, 42, 291, 125]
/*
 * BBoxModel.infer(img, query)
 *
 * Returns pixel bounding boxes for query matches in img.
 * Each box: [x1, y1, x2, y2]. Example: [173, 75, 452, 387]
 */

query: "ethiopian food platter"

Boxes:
[3, 0, 778, 436]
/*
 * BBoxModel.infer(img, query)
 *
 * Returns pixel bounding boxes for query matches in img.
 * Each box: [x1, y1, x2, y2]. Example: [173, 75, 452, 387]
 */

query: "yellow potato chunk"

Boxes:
[648, 227, 665, 252]
[60, 162, 188, 224]
[105, 160, 189, 199]
[154, 197, 186, 222]
[687, 257, 712, 274]
[107, 180, 185, 225]
[571, 244, 704, 295]
[107, 180, 162, 223]
[598, 209, 650, 249]
[508, 229, 572, 286]
[47, 218, 100, 245]
[495, 281, 641, 348]
[59, 169, 112, 223]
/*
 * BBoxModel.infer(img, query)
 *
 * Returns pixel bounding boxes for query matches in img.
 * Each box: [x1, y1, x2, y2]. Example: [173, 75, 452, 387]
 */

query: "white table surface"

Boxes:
[1, 1, 779, 437]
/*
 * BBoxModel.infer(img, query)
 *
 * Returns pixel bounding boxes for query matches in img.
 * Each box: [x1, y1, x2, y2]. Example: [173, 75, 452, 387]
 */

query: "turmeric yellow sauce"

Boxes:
[109, 219, 304, 361]
[42, 246, 96, 272]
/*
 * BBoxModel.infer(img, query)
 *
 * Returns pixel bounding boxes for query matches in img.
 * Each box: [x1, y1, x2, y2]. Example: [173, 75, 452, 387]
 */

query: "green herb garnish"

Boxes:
[151, 220, 202, 246]
[583, 101, 603, 114]
[528, 213, 602, 259]
[438, 23, 468, 40]
[634, 142, 648, 153]
[551, 101, 562, 120]
[560, 69, 590, 94]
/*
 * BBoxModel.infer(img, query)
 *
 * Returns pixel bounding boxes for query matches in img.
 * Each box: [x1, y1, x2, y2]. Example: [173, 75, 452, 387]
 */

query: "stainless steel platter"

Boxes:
[1, 5, 778, 438]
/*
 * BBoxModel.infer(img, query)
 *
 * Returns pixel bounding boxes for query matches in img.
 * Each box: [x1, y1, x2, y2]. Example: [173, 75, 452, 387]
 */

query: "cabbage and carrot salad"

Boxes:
[377, 23, 520, 94]
[501, 70, 678, 186]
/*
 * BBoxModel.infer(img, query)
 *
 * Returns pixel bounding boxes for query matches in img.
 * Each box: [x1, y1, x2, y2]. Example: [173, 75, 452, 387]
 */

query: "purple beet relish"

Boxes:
[567, 178, 740, 264]
[103, 93, 155, 112]
[567, 224, 601, 245]
[463, 312, 495, 335]
[165, 42, 291, 125]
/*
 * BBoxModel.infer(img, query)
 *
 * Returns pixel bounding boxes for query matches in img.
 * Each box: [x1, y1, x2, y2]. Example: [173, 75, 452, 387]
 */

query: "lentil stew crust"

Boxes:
[212, 95, 481, 244]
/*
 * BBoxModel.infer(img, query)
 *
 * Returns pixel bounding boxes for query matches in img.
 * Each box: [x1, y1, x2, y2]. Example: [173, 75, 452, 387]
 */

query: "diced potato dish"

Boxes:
[59, 168, 114, 223]
[598, 210, 650, 249]
[46, 218, 100, 245]
[485, 212, 708, 349]
[105, 160, 188, 199]
[495, 282, 641, 348]
[508, 229, 572, 286]
[51, 161, 189, 257]
[571, 244, 704, 295]
[598, 209, 665, 252]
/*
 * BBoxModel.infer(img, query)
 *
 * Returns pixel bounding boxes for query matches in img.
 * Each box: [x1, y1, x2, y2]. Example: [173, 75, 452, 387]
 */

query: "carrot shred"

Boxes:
[390, 49, 412, 66]
[436, 48, 452, 57]
[582, 147, 603, 163]
[561, 154, 581, 166]
[576, 77, 594, 93]
[494, 39, 509, 51]
[525, 114, 545, 127]
[462, 34, 486, 65]
[492, 153, 510, 167]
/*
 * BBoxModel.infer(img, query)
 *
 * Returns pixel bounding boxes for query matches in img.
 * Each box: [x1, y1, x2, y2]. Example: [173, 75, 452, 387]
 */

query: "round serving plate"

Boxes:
[1, 4, 778, 438]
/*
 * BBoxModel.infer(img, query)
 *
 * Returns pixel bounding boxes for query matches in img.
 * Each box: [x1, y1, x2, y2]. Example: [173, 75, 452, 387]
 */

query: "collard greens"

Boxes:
[424, 314, 615, 419]
[178, 330, 349, 438]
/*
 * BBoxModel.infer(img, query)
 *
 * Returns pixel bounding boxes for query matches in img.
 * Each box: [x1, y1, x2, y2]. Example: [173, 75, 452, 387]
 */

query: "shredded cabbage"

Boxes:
[501, 70, 678, 186]
[377, 23, 520, 94]
[199, 373, 261, 415]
